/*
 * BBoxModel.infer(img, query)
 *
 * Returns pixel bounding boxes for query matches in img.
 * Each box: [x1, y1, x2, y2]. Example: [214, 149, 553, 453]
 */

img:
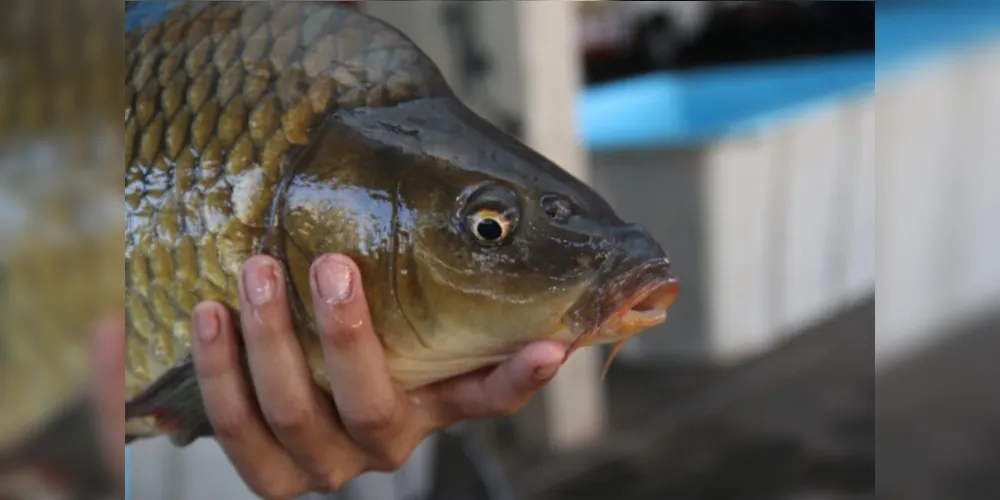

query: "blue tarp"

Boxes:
[578, 2, 1000, 151]
[577, 53, 875, 150]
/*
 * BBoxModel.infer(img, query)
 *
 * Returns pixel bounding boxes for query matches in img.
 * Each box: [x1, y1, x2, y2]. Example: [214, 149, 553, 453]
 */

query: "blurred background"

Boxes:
[105, 1, 987, 499]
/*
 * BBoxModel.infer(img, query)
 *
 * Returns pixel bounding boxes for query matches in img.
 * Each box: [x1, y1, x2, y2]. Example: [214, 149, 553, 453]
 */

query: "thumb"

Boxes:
[419, 341, 566, 428]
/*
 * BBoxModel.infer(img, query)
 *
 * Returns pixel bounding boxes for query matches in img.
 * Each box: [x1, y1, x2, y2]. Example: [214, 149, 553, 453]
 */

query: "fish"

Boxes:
[4, 0, 680, 496]
[122, 0, 679, 445]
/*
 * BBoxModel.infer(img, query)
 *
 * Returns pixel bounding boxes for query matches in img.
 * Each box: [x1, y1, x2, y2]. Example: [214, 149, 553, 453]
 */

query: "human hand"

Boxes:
[90, 317, 126, 496]
[191, 254, 566, 499]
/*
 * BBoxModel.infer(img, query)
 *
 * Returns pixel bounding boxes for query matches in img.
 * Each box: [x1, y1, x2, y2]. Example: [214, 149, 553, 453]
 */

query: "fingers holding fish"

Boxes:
[420, 340, 567, 426]
[236, 256, 365, 490]
[190, 301, 312, 499]
[473, 340, 566, 415]
[310, 254, 422, 471]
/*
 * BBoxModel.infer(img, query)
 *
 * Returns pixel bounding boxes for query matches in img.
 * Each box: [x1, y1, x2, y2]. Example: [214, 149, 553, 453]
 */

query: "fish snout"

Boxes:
[607, 223, 679, 322]
[563, 222, 679, 356]
[614, 223, 670, 269]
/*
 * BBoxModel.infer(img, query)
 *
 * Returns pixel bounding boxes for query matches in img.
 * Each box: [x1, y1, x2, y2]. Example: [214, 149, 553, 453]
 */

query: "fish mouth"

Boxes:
[612, 278, 680, 336]
[563, 259, 680, 360]
[571, 276, 680, 349]
[569, 275, 679, 377]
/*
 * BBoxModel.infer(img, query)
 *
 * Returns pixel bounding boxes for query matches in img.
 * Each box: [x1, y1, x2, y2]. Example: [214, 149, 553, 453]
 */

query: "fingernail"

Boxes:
[194, 306, 219, 343]
[315, 256, 354, 304]
[532, 343, 565, 381]
[243, 258, 277, 306]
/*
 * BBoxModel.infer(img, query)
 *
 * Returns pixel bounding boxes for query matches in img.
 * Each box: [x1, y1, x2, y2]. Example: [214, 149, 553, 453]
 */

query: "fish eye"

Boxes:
[540, 194, 575, 222]
[467, 209, 512, 245]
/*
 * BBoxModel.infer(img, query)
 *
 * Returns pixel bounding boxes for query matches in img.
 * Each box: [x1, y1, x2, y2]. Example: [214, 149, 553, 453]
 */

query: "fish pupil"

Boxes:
[476, 219, 503, 241]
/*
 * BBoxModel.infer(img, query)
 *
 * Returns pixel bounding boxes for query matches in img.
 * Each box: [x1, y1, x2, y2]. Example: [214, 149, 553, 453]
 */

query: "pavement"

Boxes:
[878, 307, 1000, 500]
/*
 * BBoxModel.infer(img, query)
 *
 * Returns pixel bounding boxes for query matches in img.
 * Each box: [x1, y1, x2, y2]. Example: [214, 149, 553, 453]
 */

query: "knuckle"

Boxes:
[250, 478, 300, 500]
[211, 410, 252, 442]
[317, 470, 350, 492]
[368, 432, 422, 471]
[241, 465, 308, 499]
[266, 404, 316, 436]
[344, 400, 397, 434]
[379, 445, 413, 470]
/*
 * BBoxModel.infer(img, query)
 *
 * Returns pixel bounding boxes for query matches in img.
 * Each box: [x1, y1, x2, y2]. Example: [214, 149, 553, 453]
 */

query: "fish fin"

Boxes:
[0, 397, 113, 499]
[600, 340, 629, 380]
[126, 355, 215, 446]
[565, 330, 596, 358]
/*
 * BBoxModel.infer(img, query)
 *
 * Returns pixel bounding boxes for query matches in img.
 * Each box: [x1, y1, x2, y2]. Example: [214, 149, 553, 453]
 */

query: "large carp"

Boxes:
[3, 1, 679, 497]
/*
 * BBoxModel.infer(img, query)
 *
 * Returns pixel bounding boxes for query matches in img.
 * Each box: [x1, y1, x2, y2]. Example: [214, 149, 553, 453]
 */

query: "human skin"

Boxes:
[91, 317, 127, 496]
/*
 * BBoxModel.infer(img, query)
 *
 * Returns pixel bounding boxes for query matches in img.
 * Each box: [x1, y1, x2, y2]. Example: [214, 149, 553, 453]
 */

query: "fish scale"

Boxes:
[123, 1, 448, 436]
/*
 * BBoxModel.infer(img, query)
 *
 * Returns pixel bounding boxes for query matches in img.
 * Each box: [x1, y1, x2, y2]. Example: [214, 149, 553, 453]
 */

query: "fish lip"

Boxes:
[615, 277, 680, 326]
[595, 275, 679, 341]
[564, 259, 679, 353]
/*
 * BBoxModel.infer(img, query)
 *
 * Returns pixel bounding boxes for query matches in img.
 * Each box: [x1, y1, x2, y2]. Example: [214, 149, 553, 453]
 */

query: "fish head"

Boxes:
[318, 97, 678, 385]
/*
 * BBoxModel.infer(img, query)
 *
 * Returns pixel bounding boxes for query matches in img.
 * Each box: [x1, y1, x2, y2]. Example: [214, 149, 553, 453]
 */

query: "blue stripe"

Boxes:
[577, 2, 1000, 151]
[577, 54, 874, 151]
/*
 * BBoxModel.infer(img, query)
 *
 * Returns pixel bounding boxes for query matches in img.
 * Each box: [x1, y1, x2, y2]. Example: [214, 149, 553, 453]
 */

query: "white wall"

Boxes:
[877, 39, 1000, 366]
[704, 94, 877, 362]
[590, 93, 877, 365]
